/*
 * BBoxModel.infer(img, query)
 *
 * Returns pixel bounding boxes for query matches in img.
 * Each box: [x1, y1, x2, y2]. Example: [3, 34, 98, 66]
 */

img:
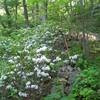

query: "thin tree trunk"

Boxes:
[45, 0, 48, 19]
[4, 0, 11, 27]
[15, 0, 18, 28]
[36, 2, 39, 18]
[80, 0, 89, 58]
[90, 0, 94, 8]
[35, 2, 39, 23]
[32, 3, 34, 20]
[22, 0, 29, 27]
[82, 30, 89, 58]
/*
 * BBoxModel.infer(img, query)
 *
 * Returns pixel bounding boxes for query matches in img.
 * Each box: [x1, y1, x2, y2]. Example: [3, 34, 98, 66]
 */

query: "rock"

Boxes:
[57, 64, 80, 94]
[57, 65, 69, 79]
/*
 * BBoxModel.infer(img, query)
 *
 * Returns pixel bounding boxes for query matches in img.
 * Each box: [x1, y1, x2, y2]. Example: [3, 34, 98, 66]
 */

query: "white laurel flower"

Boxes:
[32, 55, 50, 63]
[1, 75, 7, 80]
[42, 66, 50, 71]
[40, 72, 49, 77]
[26, 72, 34, 76]
[8, 59, 14, 64]
[6, 85, 12, 89]
[53, 56, 61, 62]
[18, 92, 28, 97]
[36, 46, 47, 53]
[31, 85, 38, 89]
[26, 81, 31, 86]
[69, 54, 79, 60]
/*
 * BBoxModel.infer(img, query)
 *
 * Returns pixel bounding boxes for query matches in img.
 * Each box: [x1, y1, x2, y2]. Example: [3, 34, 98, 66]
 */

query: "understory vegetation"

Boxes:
[0, 0, 100, 100]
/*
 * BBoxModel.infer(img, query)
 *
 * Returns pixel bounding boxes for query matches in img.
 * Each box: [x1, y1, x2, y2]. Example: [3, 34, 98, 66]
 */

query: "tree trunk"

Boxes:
[15, 0, 18, 28]
[35, 2, 39, 24]
[4, 0, 11, 27]
[80, 0, 89, 58]
[82, 31, 89, 58]
[44, 0, 48, 19]
[22, 0, 29, 27]
[36, 2, 39, 18]
[32, 3, 35, 20]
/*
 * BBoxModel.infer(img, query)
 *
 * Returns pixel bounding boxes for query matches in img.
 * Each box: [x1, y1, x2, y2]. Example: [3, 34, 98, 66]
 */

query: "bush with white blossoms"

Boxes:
[0, 27, 54, 99]
[0, 24, 80, 99]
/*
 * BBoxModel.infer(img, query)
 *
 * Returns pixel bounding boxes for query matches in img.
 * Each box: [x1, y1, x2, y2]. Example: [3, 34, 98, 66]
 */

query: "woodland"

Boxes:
[0, 0, 100, 100]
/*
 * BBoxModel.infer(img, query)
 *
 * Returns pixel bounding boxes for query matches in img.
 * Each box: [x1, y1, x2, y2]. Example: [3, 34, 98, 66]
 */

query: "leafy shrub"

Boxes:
[70, 66, 100, 100]
[0, 24, 70, 99]
[76, 55, 88, 69]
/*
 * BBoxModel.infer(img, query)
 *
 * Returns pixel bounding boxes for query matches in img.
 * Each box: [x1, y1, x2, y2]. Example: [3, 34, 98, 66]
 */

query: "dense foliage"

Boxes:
[0, 0, 100, 100]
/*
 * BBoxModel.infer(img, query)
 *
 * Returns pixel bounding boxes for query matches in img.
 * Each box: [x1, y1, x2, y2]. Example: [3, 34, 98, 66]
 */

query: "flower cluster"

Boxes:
[53, 56, 61, 62]
[33, 54, 51, 78]
[36, 46, 47, 53]
[18, 92, 28, 97]
[0, 25, 80, 99]
[32, 55, 51, 63]
[69, 54, 79, 63]
[0, 75, 7, 80]
[25, 81, 38, 89]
